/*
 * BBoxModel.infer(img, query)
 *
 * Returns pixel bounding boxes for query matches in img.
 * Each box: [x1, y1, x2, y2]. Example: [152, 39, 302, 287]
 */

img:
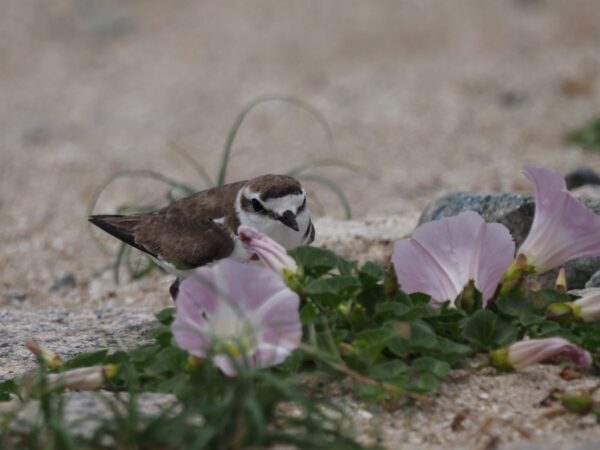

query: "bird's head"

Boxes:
[236, 174, 313, 249]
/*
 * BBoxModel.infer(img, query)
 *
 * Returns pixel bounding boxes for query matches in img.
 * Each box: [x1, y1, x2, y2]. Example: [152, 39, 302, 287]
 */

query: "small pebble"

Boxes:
[357, 409, 373, 420]
[500, 90, 529, 107]
[50, 274, 77, 291]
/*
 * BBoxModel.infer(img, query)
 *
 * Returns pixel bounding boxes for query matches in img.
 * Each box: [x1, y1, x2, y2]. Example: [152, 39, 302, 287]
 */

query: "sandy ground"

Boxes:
[2, 1, 600, 448]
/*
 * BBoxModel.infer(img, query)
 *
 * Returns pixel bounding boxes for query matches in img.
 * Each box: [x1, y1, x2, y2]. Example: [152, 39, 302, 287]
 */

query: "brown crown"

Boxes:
[246, 174, 303, 200]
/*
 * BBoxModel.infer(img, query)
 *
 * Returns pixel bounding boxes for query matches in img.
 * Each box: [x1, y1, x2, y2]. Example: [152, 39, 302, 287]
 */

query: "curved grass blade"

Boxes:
[113, 243, 128, 285]
[169, 140, 215, 188]
[217, 95, 334, 186]
[296, 174, 352, 219]
[87, 170, 197, 255]
[287, 158, 369, 179]
[126, 250, 156, 281]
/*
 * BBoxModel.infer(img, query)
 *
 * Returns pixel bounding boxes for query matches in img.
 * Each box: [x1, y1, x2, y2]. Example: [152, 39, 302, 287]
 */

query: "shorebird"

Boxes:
[89, 174, 314, 297]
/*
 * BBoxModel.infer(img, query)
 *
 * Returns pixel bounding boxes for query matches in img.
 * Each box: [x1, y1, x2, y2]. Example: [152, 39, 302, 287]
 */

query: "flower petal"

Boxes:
[178, 268, 219, 316]
[216, 258, 292, 314]
[252, 343, 294, 368]
[392, 211, 514, 304]
[518, 165, 600, 273]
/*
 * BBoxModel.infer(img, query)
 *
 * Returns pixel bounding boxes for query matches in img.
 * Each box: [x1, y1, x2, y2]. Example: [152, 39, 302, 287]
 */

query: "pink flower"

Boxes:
[392, 211, 515, 305]
[238, 226, 299, 277]
[572, 290, 600, 322]
[171, 259, 302, 376]
[491, 337, 592, 371]
[517, 165, 600, 273]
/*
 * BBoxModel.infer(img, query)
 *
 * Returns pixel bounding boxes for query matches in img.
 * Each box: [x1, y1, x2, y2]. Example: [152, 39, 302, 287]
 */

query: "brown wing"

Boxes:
[136, 214, 234, 268]
[89, 213, 234, 268]
[89, 180, 247, 268]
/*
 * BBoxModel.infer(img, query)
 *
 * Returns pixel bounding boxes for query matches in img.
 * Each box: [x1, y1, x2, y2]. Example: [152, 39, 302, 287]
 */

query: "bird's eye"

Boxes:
[252, 199, 265, 213]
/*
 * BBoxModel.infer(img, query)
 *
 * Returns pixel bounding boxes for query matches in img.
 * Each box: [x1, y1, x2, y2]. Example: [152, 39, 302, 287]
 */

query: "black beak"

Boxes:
[279, 210, 299, 231]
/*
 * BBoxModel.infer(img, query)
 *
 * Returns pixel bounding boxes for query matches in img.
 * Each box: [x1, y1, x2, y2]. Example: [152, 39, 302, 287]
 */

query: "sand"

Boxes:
[2, 1, 600, 448]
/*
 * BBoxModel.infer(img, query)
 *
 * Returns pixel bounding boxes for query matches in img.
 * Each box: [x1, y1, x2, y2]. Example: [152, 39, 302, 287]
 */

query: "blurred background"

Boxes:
[2, 0, 600, 306]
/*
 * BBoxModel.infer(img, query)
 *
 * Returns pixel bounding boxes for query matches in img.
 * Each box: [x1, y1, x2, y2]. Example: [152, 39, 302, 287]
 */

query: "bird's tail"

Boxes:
[88, 214, 153, 256]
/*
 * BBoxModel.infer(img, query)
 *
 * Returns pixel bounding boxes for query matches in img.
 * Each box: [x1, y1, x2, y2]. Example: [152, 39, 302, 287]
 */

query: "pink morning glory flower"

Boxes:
[572, 290, 600, 322]
[171, 259, 302, 376]
[491, 337, 592, 371]
[238, 225, 299, 277]
[392, 211, 515, 305]
[516, 165, 600, 274]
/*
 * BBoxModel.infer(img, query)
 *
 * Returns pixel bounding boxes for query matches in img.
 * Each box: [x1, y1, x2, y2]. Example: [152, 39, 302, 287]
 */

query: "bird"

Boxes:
[89, 174, 315, 298]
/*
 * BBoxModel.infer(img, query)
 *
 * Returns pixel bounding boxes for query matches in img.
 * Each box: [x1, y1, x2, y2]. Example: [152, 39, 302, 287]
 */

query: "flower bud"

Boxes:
[457, 279, 482, 312]
[555, 267, 567, 292]
[238, 226, 299, 281]
[571, 290, 600, 322]
[44, 365, 118, 391]
[545, 302, 574, 321]
[490, 338, 592, 371]
[25, 340, 63, 370]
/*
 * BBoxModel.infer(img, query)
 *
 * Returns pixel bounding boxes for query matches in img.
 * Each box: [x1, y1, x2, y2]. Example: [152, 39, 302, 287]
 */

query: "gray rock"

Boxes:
[419, 191, 600, 289]
[0, 308, 157, 380]
[585, 270, 600, 288]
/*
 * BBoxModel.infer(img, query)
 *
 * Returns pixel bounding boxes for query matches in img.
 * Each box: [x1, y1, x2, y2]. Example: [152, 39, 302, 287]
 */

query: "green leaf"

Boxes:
[155, 307, 176, 325]
[128, 344, 162, 364]
[424, 306, 467, 337]
[359, 262, 384, 286]
[352, 328, 395, 359]
[520, 313, 545, 327]
[289, 246, 340, 276]
[409, 292, 432, 304]
[531, 289, 571, 310]
[300, 302, 319, 322]
[375, 301, 412, 319]
[368, 360, 408, 380]
[495, 294, 536, 317]
[407, 320, 438, 350]
[153, 325, 174, 346]
[145, 347, 187, 376]
[433, 337, 473, 363]
[63, 350, 108, 369]
[407, 373, 439, 393]
[386, 320, 438, 356]
[356, 286, 384, 315]
[304, 276, 361, 306]
[0, 379, 19, 402]
[156, 373, 191, 396]
[337, 258, 358, 277]
[387, 336, 410, 358]
[461, 310, 519, 350]
[411, 357, 451, 378]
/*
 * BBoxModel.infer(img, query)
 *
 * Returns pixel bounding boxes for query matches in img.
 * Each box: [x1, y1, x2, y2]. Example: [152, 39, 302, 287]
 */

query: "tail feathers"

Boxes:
[88, 214, 156, 257]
